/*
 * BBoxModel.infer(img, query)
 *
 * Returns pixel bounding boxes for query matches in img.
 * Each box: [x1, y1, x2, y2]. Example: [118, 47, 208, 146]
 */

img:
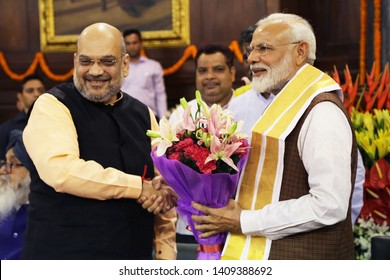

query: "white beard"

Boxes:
[251, 54, 293, 94]
[0, 174, 30, 222]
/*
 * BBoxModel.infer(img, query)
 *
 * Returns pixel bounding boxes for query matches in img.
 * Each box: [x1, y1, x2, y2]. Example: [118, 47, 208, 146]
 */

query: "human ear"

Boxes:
[295, 41, 309, 66]
[123, 54, 130, 77]
[230, 66, 236, 83]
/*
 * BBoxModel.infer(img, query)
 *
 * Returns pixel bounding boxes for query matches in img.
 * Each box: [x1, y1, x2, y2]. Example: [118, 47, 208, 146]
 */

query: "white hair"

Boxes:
[256, 13, 316, 64]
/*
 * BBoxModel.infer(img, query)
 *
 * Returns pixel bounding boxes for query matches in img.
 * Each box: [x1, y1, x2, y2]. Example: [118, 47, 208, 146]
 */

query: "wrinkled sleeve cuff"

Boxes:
[240, 209, 260, 235]
[154, 243, 177, 260]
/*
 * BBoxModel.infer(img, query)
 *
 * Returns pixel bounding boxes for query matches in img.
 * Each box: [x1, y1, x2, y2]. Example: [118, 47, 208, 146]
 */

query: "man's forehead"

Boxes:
[23, 80, 44, 88]
[77, 44, 120, 58]
[5, 148, 17, 162]
[78, 33, 121, 55]
[197, 53, 227, 67]
[252, 22, 291, 43]
[125, 39, 140, 44]
[125, 34, 140, 43]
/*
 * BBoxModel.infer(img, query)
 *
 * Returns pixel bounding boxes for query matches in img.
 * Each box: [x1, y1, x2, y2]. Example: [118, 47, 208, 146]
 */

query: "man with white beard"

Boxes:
[0, 130, 31, 260]
[192, 13, 358, 260]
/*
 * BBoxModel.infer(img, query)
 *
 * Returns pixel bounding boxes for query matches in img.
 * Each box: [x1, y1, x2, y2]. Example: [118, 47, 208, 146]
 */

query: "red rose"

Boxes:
[175, 137, 194, 151]
[199, 160, 217, 174]
[168, 151, 181, 161]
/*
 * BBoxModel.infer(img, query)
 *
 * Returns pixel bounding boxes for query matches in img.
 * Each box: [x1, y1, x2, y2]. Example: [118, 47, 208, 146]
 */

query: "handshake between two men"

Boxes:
[137, 176, 244, 238]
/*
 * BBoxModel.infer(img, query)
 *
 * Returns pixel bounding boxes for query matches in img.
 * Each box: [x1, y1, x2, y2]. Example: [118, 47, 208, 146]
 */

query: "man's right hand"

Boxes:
[138, 178, 177, 215]
[151, 176, 178, 209]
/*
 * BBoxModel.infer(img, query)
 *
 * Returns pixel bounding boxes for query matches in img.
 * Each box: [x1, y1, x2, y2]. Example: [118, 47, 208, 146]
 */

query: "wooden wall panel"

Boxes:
[280, 0, 360, 75]
[190, 0, 267, 45]
[0, 1, 28, 51]
[0, 0, 360, 123]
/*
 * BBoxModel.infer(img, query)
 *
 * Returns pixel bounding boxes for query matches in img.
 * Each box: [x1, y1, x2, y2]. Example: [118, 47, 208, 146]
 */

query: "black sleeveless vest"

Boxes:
[22, 83, 155, 259]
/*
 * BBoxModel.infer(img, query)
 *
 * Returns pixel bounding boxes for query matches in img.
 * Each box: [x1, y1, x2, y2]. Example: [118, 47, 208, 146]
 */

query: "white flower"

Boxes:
[354, 214, 390, 259]
[146, 117, 179, 156]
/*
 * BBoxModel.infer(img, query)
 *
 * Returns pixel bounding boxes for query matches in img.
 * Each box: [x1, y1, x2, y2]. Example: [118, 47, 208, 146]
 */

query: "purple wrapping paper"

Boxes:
[151, 147, 247, 260]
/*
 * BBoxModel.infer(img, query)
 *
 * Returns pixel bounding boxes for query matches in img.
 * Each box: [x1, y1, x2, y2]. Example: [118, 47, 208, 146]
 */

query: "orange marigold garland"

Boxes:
[0, 52, 38, 80]
[360, 0, 367, 85]
[162, 45, 197, 75]
[36, 53, 74, 82]
[228, 40, 243, 63]
[373, 0, 381, 79]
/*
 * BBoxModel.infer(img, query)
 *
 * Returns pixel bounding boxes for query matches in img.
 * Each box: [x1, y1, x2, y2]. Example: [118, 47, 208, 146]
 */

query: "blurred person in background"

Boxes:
[0, 75, 45, 160]
[0, 130, 31, 260]
[121, 28, 167, 120]
[169, 44, 236, 259]
[169, 44, 236, 124]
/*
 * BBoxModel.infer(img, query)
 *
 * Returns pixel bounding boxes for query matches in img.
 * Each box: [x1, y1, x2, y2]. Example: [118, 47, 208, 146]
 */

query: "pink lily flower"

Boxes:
[205, 135, 243, 171]
[176, 105, 196, 134]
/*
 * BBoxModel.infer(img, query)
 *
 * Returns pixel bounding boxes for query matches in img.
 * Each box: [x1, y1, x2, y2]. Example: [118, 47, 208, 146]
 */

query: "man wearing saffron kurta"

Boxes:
[192, 13, 357, 259]
[22, 23, 177, 260]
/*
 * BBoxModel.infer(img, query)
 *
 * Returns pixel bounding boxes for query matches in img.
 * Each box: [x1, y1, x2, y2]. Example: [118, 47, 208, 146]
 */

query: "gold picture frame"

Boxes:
[39, 0, 190, 52]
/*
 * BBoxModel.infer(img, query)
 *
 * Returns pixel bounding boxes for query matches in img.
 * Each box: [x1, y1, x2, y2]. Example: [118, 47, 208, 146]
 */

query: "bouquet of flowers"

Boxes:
[147, 91, 249, 260]
[351, 108, 390, 259]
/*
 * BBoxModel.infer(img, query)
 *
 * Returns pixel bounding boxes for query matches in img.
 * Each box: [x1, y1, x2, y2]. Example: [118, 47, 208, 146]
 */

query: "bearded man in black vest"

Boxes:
[21, 23, 177, 260]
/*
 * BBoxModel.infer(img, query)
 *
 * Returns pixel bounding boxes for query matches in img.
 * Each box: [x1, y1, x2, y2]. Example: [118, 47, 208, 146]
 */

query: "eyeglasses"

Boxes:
[78, 56, 120, 67]
[246, 41, 302, 57]
[0, 160, 24, 174]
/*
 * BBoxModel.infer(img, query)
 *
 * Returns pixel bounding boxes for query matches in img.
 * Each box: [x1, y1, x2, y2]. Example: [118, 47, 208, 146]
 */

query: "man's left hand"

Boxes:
[191, 199, 242, 238]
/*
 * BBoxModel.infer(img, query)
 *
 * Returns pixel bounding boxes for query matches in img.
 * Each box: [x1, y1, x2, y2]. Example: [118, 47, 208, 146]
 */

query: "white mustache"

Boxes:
[250, 63, 270, 72]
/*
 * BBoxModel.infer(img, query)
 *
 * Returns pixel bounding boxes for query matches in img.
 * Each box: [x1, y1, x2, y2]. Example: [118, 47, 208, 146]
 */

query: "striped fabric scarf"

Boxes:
[222, 64, 342, 260]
